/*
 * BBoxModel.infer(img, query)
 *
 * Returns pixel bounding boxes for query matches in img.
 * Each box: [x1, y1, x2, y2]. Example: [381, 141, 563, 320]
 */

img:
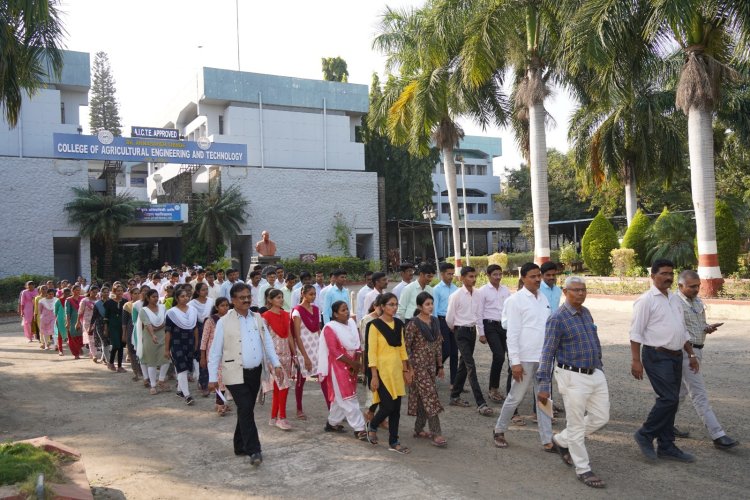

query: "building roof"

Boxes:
[42, 50, 90, 91]
[454, 219, 522, 230]
[457, 135, 502, 158]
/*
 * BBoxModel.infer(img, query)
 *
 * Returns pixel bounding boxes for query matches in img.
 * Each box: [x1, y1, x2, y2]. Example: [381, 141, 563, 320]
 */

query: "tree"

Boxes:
[715, 200, 741, 274]
[191, 184, 249, 263]
[0, 0, 64, 127]
[581, 211, 619, 275]
[373, 4, 509, 267]
[457, 0, 566, 264]
[647, 207, 697, 269]
[321, 56, 349, 82]
[363, 73, 437, 220]
[64, 188, 143, 281]
[89, 51, 122, 136]
[621, 209, 651, 268]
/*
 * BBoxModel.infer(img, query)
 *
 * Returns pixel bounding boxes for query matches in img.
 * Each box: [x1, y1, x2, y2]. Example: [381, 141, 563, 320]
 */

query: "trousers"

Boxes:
[679, 347, 726, 439]
[449, 327, 486, 407]
[483, 320, 507, 390]
[226, 366, 263, 455]
[640, 346, 682, 449]
[494, 361, 552, 445]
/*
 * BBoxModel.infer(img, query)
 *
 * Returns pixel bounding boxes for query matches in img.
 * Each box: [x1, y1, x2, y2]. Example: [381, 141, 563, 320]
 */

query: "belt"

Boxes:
[243, 365, 262, 372]
[654, 347, 682, 357]
[455, 325, 476, 330]
[483, 319, 502, 325]
[437, 315, 446, 319]
[690, 343, 704, 350]
[557, 363, 595, 375]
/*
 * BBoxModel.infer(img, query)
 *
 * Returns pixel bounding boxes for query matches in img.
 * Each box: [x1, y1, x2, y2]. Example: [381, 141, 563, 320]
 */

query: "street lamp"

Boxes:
[456, 155, 471, 265]
[422, 205, 439, 266]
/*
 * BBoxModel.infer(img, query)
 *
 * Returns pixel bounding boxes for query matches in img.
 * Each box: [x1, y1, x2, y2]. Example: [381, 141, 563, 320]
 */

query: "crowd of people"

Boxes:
[16, 258, 738, 486]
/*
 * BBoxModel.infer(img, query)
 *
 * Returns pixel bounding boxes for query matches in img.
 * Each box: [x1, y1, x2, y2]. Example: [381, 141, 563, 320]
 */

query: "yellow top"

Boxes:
[368, 320, 409, 403]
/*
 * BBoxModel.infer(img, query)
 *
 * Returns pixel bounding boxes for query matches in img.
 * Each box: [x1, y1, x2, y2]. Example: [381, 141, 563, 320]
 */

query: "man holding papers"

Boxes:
[537, 276, 609, 489]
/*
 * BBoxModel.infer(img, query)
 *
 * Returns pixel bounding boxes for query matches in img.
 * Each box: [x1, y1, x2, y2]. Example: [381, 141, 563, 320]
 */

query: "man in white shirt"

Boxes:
[391, 262, 414, 300]
[446, 266, 493, 416]
[362, 272, 388, 316]
[190, 268, 207, 287]
[205, 271, 222, 300]
[274, 266, 286, 290]
[257, 267, 277, 307]
[150, 274, 165, 297]
[476, 264, 511, 403]
[290, 272, 313, 310]
[354, 271, 374, 321]
[631, 259, 699, 463]
[397, 263, 434, 320]
[493, 262, 553, 451]
[248, 271, 263, 308]
[221, 268, 244, 299]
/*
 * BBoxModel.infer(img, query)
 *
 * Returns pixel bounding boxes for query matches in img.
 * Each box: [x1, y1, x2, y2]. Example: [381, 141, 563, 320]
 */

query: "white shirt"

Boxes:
[629, 285, 689, 351]
[392, 280, 410, 300]
[446, 286, 480, 331]
[150, 281, 164, 297]
[356, 285, 373, 318]
[503, 287, 551, 365]
[206, 282, 222, 300]
[207, 311, 280, 383]
[291, 287, 302, 309]
[476, 283, 511, 336]
[250, 284, 262, 308]
[221, 279, 244, 299]
[275, 279, 285, 290]
[362, 288, 383, 317]
[313, 283, 325, 311]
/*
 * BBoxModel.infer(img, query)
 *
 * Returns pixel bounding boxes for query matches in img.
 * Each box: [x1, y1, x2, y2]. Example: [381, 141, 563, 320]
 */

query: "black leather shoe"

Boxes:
[249, 452, 263, 466]
[657, 446, 695, 463]
[673, 426, 690, 438]
[713, 435, 739, 450]
[234, 450, 246, 456]
[634, 431, 657, 461]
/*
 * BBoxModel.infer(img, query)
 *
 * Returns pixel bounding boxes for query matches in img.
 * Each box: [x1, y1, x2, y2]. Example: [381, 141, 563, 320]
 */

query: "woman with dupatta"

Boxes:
[291, 284, 323, 419]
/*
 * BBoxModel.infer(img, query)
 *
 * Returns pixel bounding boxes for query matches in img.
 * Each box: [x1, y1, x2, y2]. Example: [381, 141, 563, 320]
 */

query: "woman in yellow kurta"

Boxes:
[367, 292, 412, 454]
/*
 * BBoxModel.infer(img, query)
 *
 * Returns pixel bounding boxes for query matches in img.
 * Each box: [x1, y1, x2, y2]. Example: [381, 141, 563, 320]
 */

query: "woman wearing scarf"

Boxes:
[166, 287, 199, 405]
[189, 283, 214, 396]
[405, 292, 446, 447]
[65, 285, 84, 359]
[318, 300, 368, 441]
[139, 289, 169, 395]
[103, 285, 128, 372]
[366, 292, 412, 454]
[131, 285, 151, 385]
[18, 281, 38, 343]
[34, 286, 48, 349]
[78, 286, 98, 361]
[38, 288, 57, 350]
[261, 289, 294, 430]
[91, 286, 111, 364]
[361, 294, 385, 424]
[291, 284, 323, 420]
[200, 297, 231, 415]
[122, 287, 142, 381]
[54, 288, 70, 356]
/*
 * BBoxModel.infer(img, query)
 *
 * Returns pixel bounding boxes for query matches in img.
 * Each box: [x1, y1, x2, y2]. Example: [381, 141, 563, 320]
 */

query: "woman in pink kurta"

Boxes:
[78, 288, 97, 355]
[38, 289, 57, 349]
[199, 297, 230, 415]
[18, 281, 38, 342]
[318, 300, 367, 439]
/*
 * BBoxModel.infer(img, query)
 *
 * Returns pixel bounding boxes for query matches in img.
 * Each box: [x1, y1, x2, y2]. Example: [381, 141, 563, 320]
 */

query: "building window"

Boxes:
[477, 165, 487, 175]
[218, 115, 224, 135]
[467, 203, 476, 214]
[60, 102, 65, 124]
[478, 203, 488, 214]
[441, 203, 450, 214]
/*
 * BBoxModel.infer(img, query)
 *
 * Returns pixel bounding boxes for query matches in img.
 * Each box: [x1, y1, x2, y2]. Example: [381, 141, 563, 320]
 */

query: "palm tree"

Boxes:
[64, 188, 144, 281]
[0, 0, 65, 127]
[647, 208, 697, 269]
[564, 0, 686, 225]
[457, 0, 563, 264]
[373, 4, 509, 266]
[193, 184, 249, 263]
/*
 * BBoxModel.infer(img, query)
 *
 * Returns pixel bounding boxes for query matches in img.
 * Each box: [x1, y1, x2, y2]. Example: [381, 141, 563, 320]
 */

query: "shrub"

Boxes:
[0, 443, 59, 486]
[621, 209, 651, 267]
[487, 252, 509, 270]
[279, 256, 379, 280]
[445, 255, 489, 271]
[581, 212, 619, 275]
[647, 208, 697, 269]
[0, 274, 56, 306]
[610, 248, 637, 277]
[559, 242, 579, 269]
[715, 200, 740, 274]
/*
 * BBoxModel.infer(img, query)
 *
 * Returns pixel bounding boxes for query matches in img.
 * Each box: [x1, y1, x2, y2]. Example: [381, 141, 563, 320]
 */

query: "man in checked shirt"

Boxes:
[537, 276, 609, 489]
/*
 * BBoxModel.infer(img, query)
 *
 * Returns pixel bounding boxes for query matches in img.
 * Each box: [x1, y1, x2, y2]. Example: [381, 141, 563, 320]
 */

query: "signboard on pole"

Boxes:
[131, 126, 180, 140]
[135, 203, 188, 223]
[53, 132, 247, 166]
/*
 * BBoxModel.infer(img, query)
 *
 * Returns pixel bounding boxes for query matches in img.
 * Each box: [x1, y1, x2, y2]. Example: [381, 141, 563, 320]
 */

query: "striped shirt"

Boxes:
[677, 291, 708, 345]
[537, 302, 603, 394]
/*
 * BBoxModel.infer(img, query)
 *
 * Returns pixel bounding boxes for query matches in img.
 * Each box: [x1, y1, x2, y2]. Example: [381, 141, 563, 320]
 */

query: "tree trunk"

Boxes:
[528, 100, 550, 264]
[688, 106, 722, 296]
[103, 239, 114, 282]
[443, 147, 463, 268]
[624, 161, 637, 226]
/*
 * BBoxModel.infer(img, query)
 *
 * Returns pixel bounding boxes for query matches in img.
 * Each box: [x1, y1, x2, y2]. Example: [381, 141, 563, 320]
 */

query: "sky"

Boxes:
[58, 0, 575, 174]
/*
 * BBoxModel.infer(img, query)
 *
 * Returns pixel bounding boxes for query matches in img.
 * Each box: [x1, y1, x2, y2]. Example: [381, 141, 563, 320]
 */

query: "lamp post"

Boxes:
[422, 205, 439, 266]
[456, 155, 471, 265]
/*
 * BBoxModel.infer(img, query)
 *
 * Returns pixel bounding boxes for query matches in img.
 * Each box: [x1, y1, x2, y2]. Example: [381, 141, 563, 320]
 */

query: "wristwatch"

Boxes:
[688, 354, 697, 359]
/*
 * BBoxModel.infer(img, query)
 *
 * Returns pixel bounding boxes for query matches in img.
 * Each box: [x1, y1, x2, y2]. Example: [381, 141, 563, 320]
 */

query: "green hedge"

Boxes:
[279, 256, 380, 280]
[0, 274, 56, 307]
[716, 200, 740, 274]
[581, 212, 619, 275]
[447, 251, 561, 272]
[621, 209, 651, 267]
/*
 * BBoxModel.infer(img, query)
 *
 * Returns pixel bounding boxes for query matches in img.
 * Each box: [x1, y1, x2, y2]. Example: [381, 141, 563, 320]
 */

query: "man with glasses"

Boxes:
[537, 276, 609, 489]
[208, 283, 282, 466]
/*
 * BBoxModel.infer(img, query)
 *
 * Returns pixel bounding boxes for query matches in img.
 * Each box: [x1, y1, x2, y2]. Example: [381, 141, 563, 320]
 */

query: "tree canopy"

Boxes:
[89, 51, 122, 136]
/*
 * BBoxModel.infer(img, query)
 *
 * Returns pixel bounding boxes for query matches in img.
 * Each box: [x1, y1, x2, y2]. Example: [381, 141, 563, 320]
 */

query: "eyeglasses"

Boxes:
[235, 295, 252, 301]
[566, 288, 586, 293]
[385, 302, 398, 307]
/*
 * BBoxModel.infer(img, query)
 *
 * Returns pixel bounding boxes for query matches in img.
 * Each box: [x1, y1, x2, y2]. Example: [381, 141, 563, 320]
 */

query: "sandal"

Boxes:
[477, 404, 494, 416]
[413, 431, 433, 439]
[552, 437, 573, 466]
[296, 411, 308, 421]
[354, 431, 368, 441]
[488, 390, 505, 403]
[449, 398, 470, 407]
[388, 443, 411, 454]
[143, 380, 150, 388]
[365, 425, 379, 445]
[431, 436, 447, 448]
[324, 422, 346, 433]
[510, 414, 526, 426]
[149, 387, 158, 395]
[493, 432, 508, 448]
[577, 471, 605, 488]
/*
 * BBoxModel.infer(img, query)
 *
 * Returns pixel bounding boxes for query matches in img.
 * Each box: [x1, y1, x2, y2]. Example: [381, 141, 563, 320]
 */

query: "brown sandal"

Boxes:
[493, 432, 508, 448]
[578, 471, 605, 488]
[413, 431, 433, 439]
[431, 436, 447, 448]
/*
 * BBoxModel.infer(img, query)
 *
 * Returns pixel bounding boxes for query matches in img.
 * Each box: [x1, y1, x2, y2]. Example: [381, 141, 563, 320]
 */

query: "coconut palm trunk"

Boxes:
[688, 106, 722, 294]
[103, 237, 115, 282]
[528, 99, 550, 264]
[624, 161, 637, 226]
[443, 147, 463, 267]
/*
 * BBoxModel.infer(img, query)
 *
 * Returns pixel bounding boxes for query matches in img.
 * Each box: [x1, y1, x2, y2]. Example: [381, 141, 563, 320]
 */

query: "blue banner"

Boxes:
[135, 203, 188, 223]
[131, 126, 180, 140]
[53, 133, 247, 166]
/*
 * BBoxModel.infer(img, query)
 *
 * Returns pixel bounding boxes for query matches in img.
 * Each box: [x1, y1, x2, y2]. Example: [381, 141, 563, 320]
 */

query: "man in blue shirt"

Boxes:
[539, 261, 562, 310]
[323, 269, 351, 324]
[432, 262, 458, 386]
[537, 276, 609, 488]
